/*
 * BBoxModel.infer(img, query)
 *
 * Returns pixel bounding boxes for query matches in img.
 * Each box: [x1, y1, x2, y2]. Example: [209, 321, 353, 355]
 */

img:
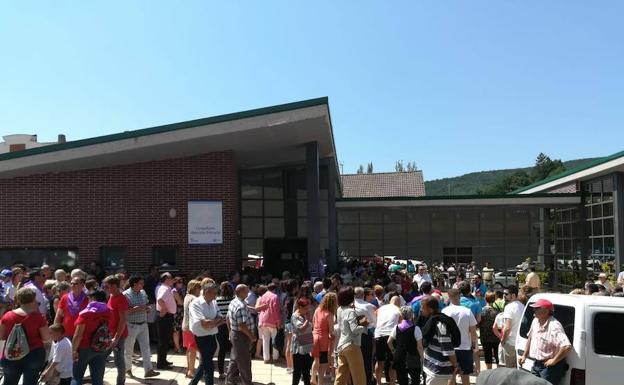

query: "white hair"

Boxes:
[54, 269, 66, 280]
[70, 269, 86, 280]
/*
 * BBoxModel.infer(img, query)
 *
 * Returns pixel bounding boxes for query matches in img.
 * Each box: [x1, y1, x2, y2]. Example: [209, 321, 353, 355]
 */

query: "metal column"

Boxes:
[614, 172, 624, 274]
[306, 142, 321, 277]
[327, 158, 338, 273]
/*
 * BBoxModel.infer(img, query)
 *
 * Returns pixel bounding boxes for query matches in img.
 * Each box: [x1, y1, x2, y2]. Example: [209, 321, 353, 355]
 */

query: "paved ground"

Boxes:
[102, 351, 486, 385]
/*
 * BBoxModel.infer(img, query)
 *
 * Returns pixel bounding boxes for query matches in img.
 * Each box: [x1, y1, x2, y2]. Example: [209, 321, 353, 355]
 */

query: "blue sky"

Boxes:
[1, 1, 623, 180]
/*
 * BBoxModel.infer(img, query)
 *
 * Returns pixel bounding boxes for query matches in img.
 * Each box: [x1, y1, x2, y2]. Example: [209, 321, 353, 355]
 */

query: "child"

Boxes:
[41, 323, 73, 385]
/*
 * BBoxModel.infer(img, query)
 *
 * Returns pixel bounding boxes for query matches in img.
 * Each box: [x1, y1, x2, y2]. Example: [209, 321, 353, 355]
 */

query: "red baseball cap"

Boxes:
[530, 299, 554, 311]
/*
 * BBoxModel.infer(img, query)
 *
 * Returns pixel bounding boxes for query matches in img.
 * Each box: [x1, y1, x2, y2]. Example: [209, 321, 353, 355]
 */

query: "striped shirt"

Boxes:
[216, 296, 233, 317]
[423, 321, 456, 378]
[227, 296, 253, 332]
[123, 288, 148, 324]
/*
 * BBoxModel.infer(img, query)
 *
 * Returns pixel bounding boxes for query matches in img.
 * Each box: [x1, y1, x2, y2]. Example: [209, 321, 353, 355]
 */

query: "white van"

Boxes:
[515, 293, 624, 385]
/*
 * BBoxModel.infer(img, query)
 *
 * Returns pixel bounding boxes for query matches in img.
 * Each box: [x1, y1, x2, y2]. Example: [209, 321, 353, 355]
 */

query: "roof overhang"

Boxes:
[516, 151, 624, 194]
[0, 98, 337, 179]
[336, 194, 581, 208]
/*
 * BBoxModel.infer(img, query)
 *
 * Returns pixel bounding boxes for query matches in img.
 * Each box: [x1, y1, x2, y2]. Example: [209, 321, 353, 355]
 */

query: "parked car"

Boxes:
[491, 270, 518, 289]
[515, 293, 624, 385]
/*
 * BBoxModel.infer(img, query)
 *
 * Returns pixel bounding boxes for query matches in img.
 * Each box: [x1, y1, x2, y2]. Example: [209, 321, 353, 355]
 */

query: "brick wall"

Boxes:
[0, 151, 239, 279]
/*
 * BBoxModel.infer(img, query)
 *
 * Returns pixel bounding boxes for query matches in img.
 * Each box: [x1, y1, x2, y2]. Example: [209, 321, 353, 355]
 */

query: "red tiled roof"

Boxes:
[340, 171, 426, 198]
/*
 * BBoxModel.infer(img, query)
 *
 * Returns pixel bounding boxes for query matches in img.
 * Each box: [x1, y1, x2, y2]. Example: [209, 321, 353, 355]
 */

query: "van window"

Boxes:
[520, 304, 575, 342]
[594, 312, 624, 356]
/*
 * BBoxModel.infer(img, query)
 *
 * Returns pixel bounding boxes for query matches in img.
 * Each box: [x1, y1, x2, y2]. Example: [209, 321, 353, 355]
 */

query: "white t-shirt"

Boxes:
[189, 296, 220, 336]
[52, 337, 73, 379]
[442, 304, 477, 350]
[390, 324, 423, 341]
[374, 304, 401, 338]
[354, 298, 377, 329]
[502, 300, 525, 344]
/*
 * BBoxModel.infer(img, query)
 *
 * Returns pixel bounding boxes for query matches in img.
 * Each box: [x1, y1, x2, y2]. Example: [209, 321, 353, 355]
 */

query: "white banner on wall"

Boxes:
[188, 200, 223, 245]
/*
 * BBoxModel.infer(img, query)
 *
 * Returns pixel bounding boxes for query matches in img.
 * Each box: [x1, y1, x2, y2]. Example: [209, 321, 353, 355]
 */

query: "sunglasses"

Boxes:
[71, 282, 81, 286]
[503, 292, 510, 296]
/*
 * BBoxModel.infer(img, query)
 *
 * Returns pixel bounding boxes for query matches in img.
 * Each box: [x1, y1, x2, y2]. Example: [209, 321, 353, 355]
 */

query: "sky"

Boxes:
[1, 1, 623, 180]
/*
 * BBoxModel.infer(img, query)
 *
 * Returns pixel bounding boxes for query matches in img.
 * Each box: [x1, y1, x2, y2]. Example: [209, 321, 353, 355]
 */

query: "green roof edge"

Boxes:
[0, 97, 329, 162]
[338, 192, 581, 202]
[510, 149, 624, 194]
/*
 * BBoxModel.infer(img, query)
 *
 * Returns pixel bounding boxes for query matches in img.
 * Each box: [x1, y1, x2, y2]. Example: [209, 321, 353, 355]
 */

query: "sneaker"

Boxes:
[125, 370, 133, 378]
[286, 368, 293, 374]
[144, 370, 160, 378]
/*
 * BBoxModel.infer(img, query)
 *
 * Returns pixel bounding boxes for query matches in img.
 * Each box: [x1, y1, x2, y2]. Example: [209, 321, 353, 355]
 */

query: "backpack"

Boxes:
[3, 314, 30, 360]
[90, 321, 113, 352]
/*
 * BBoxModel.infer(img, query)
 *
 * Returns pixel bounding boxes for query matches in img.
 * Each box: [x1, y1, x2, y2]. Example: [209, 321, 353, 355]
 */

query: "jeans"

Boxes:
[157, 313, 174, 366]
[292, 353, 312, 385]
[360, 332, 374, 385]
[1, 347, 46, 385]
[531, 359, 567, 385]
[395, 366, 421, 385]
[71, 348, 107, 385]
[125, 323, 153, 373]
[109, 337, 126, 385]
[259, 326, 278, 361]
[216, 324, 231, 374]
[190, 334, 218, 385]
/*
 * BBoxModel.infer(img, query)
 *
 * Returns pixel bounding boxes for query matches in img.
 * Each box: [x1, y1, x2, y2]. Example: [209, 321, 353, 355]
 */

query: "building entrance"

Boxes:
[263, 238, 308, 278]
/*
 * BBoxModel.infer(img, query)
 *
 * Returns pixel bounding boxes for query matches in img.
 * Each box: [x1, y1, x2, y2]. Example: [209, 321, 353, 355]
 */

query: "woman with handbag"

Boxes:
[291, 298, 314, 385]
[0, 287, 51, 385]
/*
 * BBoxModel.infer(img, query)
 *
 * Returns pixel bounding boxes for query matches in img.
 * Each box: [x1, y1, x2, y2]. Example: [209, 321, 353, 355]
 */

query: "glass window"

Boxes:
[603, 202, 614, 217]
[593, 220, 603, 237]
[384, 224, 406, 240]
[592, 238, 604, 255]
[0, 248, 78, 270]
[592, 204, 603, 218]
[242, 239, 263, 257]
[152, 246, 177, 267]
[264, 171, 283, 199]
[594, 312, 624, 356]
[297, 201, 307, 217]
[520, 304, 575, 343]
[241, 173, 263, 199]
[338, 210, 359, 224]
[100, 247, 126, 269]
[242, 218, 263, 238]
[264, 218, 285, 238]
[264, 200, 284, 217]
[241, 200, 263, 217]
[297, 218, 307, 238]
[604, 237, 615, 255]
[384, 209, 405, 223]
[603, 218, 614, 236]
[296, 169, 307, 199]
[360, 224, 382, 240]
[360, 210, 382, 224]
[338, 224, 359, 239]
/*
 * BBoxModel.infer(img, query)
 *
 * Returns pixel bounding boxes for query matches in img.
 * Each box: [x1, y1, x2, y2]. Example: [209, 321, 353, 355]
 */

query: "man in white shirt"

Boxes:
[413, 265, 433, 289]
[355, 287, 377, 385]
[443, 289, 479, 385]
[374, 295, 401, 385]
[618, 270, 624, 288]
[188, 282, 226, 385]
[24, 268, 49, 314]
[500, 285, 525, 368]
[155, 273, 176, 369]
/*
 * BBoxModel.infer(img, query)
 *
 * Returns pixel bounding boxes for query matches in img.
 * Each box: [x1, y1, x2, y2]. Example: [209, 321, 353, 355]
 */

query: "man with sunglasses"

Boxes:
[518, 299, 571, 385]
[54, 277, 88, 337]
[500, 285, 524, 368]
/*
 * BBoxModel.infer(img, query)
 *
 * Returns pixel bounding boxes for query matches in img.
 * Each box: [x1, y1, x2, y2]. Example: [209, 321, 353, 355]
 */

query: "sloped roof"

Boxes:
[513, 149, 624, 194]
[340, 171, 426, 198]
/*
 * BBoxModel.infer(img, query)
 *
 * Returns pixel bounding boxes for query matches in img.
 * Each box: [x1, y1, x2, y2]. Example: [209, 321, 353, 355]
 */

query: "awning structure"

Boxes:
[337, 193, 581, 208]
[0, 97, 337, 178]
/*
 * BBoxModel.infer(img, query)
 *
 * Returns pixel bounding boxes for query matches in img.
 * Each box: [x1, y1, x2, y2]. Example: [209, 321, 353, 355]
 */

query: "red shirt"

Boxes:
[0, 310, 48, 357]
[58, 293, 89, 337]
[75, 310, 111, 349]
[108, 293, 129, 338]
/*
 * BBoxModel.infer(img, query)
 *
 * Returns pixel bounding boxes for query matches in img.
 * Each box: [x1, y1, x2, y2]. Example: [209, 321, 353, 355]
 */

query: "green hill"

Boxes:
[425, 158, 598, 196]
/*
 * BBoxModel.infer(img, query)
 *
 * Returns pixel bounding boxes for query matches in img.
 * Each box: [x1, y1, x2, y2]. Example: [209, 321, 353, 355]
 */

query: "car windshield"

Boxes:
[519, 303, 575, 343]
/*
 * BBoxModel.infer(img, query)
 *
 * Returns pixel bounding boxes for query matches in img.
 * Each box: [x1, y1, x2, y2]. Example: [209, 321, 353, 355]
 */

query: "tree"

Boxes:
[356, 164, 364, 174]
[406, 161, 417, 172]
[484, 170, 532, 194]
[532, 153, 565, 181]
[395, 160, 404, 172]
[367, 162, 374, 173]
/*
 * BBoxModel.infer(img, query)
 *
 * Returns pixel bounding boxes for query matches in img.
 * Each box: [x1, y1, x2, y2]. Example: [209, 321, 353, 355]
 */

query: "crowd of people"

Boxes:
[0, 259, 623, 385]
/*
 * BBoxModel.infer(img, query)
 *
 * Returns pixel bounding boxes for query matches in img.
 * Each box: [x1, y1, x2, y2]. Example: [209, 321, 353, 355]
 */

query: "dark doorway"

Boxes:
[263, 238, 308, 278]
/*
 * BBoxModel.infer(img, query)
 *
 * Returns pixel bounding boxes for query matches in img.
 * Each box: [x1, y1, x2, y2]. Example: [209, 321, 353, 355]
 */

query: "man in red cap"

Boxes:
[518, 299, 572, 385]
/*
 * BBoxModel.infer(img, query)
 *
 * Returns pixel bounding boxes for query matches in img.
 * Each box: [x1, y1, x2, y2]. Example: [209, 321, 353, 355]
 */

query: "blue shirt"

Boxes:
[460, 296, 482, 319]
[473, 283, 487, 307]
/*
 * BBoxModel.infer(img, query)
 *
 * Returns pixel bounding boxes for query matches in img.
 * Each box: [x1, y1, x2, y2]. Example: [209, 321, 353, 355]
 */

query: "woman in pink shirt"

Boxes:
[311, 292, 337, 385]
[255, 282, 282, 363]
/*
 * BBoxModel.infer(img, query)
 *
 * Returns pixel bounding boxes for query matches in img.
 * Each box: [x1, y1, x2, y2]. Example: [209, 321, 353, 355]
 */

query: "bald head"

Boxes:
[235, 284, 249, 299]
[390, 295, 401, 307]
